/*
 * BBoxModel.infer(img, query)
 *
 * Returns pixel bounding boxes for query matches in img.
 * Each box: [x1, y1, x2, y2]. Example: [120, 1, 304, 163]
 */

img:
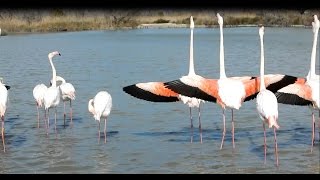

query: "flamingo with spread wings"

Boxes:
[123, 16, 205, 143]
[275, 15, 319, 152]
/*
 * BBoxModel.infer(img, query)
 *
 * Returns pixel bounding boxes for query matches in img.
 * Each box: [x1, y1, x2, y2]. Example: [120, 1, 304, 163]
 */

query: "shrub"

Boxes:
[153, 18, 170, 23]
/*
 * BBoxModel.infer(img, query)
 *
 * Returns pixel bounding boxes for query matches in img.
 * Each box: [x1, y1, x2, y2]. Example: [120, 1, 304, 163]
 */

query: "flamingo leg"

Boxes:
[263, 122, 267, 165]
[1, 116, 5, 152]
[189, 107, 193, 143]
[318, 110, 320, 142]
[273, 127, 279, 167]
[70, 100, 73, 127]
[63, 102, 66, 127]
[36, 104, 40, 128]
[104, 118, 107, 144]
[55, 108, 57, 136]
[198, 104, 202, 144]
[220, 108, 226, 150]
[98, 121, 101, 144]
[232, 109, 235, 149]
[44, 109, 48, 135]
[311, 111, 315, 153]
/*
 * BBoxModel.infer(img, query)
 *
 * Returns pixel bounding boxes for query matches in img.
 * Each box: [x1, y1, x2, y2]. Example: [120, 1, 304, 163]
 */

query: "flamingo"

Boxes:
[168, 13, 246, 149]
[43, 51, 61, 134]
[256, 26, 280, 167]
[33, 83, 48, 128]
[0, 79, 8, 152]
[51, 75, 76, 126]
[0, 78, 10, 90]
[165, 13, 307, 149]
[275, 14, 319, 152]
[123, 16, 205, 143]
[88, 91, 112, 143]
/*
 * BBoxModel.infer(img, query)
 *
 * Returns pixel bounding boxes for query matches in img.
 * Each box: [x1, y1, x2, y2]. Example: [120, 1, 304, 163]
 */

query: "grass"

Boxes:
[0, 9, 319, 35]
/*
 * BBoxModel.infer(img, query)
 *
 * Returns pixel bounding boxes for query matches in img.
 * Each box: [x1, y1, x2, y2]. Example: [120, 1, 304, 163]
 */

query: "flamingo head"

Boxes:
[50, 75, 66, 86]
[190, 16, 194, 29]
[88, 99, 95, 115]
[259, 26, 264, 37]
[217, 13, 223, 26]
[313, 14, 318, 22]
[312, 15, 319, 32]
[48, 51, 61, 60]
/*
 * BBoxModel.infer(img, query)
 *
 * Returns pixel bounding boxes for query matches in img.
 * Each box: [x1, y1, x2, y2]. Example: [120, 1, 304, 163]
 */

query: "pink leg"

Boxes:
[98, 121, 101, 144]
[189, 107, 193, 143]
[311, 111, 315, 153]
[55, 108, 57, 136]
[47, 109, 50, 129]
[198, 104, 202, 144]
[104, 118, 107, 144]
[263, 123, 267, 165]
[70, 100, 73, 127]
[220, 109, 226, 150]
[232, 109, 235, 149]
[44, 109, 48, 135]
[47, 109, 50, 136]
[273, 127, 279, 167]
[36, 105, 40, 128]
[1, 116, 5, 152]
[63, 102, 66, 127]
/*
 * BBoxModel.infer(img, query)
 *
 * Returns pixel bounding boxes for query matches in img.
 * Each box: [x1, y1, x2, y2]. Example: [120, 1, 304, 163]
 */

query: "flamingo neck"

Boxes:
[219, 24, 227, 79]
[49, 57, 57, 87]
[309, 28, 318, 78]
[56, 76, 66, 84]
[260, 33, 266, 91]
[188, 28, 196, 76]
[88, 99, 95, 114]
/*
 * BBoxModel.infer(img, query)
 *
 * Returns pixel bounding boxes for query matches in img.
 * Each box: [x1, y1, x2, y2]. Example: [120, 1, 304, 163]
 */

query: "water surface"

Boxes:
[0, 27, 319, 173]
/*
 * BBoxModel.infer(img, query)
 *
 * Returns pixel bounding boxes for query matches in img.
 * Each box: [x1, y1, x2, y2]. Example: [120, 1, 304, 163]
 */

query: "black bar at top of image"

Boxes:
[0, 0, 316, 10]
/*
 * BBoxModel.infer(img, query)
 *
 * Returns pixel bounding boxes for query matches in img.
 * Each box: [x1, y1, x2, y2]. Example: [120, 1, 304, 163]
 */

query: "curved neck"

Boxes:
[310, 28, 318, 78]
[49, 57, 57, 87]
[88, 99, 95, 114]
[259, 34, 266, 91]
[188, 27, 196, 76]
[56, 76, 66, 84]
[219, 24, 226, 79]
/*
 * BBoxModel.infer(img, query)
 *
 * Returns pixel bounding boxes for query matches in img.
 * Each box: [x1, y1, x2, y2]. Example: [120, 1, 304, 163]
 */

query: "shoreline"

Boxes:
[0, 24, 311, 36]
[137, 23, 309, 29]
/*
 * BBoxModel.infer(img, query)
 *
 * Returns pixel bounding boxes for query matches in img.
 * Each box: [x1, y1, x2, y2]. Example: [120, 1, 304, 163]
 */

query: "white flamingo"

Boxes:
[88, 91, 112, 143]
[51, 75, 76, 126]
[275, 15, 319, 151]
[256, 26, 280, 167]
[0, 79, 8, 152]
[33, 83, 48, 128]
[43, 51, 61, 134]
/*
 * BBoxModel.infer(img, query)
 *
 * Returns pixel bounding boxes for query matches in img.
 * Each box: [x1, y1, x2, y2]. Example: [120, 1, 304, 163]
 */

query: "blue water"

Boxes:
[0, 27, 319, 173]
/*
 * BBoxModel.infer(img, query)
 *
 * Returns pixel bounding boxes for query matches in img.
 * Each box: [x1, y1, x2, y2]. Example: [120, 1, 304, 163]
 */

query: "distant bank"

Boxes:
[0, 9, 318, 35]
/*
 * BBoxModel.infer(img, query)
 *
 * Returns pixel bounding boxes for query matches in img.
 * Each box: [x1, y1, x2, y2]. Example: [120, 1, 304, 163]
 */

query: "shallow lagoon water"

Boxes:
[0, 27, 319, 173]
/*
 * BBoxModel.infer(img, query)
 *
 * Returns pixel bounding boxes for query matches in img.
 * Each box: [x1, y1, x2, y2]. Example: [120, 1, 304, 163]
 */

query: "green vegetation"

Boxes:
[0, 9, 319, 35]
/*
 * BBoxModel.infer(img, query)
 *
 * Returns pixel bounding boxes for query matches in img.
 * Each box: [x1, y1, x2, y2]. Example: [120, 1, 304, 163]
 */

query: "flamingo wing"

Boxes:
[275, 83, 313, 106]
[123, 82, 180, 102]
[164, 77, 217, 103]
[242, 74, 305, 102]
